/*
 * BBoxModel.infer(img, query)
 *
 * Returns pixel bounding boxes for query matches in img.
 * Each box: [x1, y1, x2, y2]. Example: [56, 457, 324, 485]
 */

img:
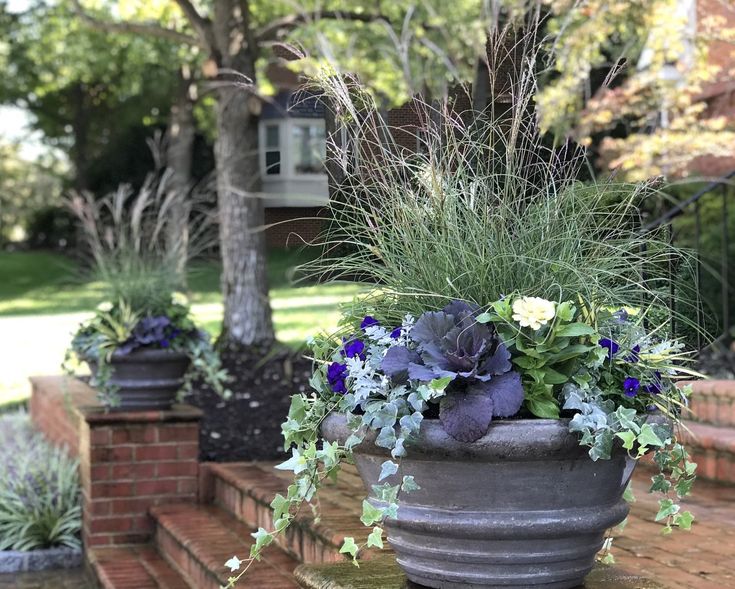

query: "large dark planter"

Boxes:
[322, 413, 635, 589]
[88, 349, 190, 411]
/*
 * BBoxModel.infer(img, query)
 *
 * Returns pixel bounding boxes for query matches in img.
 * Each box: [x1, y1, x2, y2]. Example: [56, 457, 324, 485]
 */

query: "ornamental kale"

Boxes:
[382, 301, 523, 442]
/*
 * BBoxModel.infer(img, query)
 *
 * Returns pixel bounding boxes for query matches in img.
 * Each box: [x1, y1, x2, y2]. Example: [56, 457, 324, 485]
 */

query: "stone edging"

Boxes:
[0, 546, 83, 573]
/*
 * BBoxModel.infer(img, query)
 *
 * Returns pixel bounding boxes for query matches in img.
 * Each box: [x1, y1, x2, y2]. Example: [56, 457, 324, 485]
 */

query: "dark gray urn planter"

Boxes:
[322, 413, 636, 589]
[0, 546, 82, 573]
[88, 348, 190, 411]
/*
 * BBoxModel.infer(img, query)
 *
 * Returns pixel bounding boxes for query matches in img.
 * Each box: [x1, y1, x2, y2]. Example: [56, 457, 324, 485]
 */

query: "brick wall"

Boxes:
[30, 376, 97, 457]
[30, 376, 202, 549]
[265, 206, 326, 247]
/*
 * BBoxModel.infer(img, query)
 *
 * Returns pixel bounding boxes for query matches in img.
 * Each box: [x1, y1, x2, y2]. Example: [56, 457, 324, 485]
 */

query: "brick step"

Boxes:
[151, 502, 300, 589]
[89, 545, 192, 589]
[685, 380, 735, 427]
[680, 420, 735, 484]
[203, 461, 380, 564]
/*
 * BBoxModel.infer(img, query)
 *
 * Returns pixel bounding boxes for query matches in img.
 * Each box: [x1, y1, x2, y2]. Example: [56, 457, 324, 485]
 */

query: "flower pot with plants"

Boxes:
[223, 24, 702, 589]
[64, 171, 228, 410]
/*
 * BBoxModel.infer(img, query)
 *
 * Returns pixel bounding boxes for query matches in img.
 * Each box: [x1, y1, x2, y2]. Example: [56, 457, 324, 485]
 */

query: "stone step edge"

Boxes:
[150, 502, 299, 589]
[292, 558, 666, 589]
[679, 421, 735, 454]
[203, 463, 376, 564]
[88, 545, 193, 589]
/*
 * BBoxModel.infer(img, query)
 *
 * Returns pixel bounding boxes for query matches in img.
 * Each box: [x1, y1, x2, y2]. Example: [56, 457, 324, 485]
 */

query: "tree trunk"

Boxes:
[70, 83, 91, 192]
[212, 0, 274, 347]
[165, 66, 196, 279]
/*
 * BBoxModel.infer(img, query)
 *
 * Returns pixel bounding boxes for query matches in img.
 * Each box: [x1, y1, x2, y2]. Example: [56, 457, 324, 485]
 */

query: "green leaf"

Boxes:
[615, 431, 636, 451]
[623, 484, 636, 503]
[638, 424, 665, 448]
[655, 499, 680, 522]
[554, 322, 595, 337]
[675, 478, 695, 498]
[526, 397, 560, 419]
[600, 553, 615, 565]
[250, 528, 274, 558]
[270, 493, 289, 521]
[475, 312, 493, 324]
[401, 475, 420, 492]
[673, 511, 694, 530]
[366, 527, 384, 549]
[430, 376, 453, 391]
[379, 460, 399, 481]
[650, 474, 671, 493]
[360, 500, 384, 526]
[371, 483, 399, 503]
[556, 301, 576, 322]
[542, 367, 570, 385]
[339, 537, 359, 560]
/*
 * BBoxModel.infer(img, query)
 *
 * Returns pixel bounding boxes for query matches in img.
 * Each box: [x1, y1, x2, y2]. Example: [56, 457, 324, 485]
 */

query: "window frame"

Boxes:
[259, 118, 327, 181]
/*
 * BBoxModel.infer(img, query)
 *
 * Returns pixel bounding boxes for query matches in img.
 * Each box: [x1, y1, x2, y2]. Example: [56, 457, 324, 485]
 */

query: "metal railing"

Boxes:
[643, 171, 735, 348]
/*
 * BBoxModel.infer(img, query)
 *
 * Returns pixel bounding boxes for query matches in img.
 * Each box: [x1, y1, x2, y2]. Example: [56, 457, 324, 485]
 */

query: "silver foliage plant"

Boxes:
[0, 411, 81, 551]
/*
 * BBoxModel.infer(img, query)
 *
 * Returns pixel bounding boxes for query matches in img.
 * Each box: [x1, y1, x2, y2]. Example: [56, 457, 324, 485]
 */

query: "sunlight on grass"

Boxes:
[0, 250, 362, 406]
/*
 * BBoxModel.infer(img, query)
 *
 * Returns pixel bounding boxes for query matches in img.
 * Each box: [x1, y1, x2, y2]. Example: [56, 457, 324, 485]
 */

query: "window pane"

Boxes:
[265, 125, 279, 149]
[265, 151, 281, 175]
[292, 124, 325, 174]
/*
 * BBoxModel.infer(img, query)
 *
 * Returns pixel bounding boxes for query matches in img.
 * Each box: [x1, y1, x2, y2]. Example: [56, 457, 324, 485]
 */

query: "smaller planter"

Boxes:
[88, 348, 190, 411]
[0, 547, 82, 573]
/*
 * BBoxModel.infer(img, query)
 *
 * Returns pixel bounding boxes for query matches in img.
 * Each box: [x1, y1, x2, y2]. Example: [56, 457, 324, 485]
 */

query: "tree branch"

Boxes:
[256, 11, 389, 44]
[170, 0, 216, 52]
[70, 0, 202, 48]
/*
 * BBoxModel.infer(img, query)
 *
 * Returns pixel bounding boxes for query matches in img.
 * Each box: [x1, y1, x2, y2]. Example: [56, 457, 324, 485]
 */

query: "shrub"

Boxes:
[0, 412, 81, 551]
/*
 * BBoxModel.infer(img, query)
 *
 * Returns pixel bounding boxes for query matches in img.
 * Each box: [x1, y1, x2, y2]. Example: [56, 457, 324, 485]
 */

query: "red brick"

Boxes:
[135, 445, 178, 461]
[177, 443, 199, 460]
[136, 479, 179, 496]
[89, 517, 133, 534]
[90, 427, 112, 445]
[91, 445, 134, 463]
[110, 462, 157, 480]
[112, 425, 158, 444]
[157, 461, 198, 478]
[177, 478, 199, 495]
[158, 424, 199, 443]
[86, 499, 111, 517]
[109, 498, 152, 515]
[90, 464, 110, 481]
[90, 481, 134, 498]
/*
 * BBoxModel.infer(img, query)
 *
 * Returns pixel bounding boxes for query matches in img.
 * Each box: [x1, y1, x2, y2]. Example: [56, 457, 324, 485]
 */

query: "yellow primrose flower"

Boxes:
[511, 296, 556, 331]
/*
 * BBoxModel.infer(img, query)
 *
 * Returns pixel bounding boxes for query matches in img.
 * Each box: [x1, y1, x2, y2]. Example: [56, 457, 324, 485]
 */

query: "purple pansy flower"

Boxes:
[342, 339, 366, 359]
[327, 362, 348, 394]
[390, 327, 402, 339]
[623, 377, 640, 397]
[599, 338, 619, 359]
[360, 316, 379, 330]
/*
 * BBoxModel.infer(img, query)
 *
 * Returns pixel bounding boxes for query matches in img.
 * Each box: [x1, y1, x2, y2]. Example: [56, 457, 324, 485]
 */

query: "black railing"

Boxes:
[643, 171, 735, 348]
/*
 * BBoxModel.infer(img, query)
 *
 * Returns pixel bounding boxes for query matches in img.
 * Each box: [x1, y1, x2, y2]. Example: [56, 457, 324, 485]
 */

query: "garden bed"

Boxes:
[0, 411, 81, 563]
[185, 343, 313, 462]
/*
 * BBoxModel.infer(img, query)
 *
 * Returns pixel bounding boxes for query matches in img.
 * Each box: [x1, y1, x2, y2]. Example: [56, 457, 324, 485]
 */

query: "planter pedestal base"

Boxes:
[294, 557, 665, 589]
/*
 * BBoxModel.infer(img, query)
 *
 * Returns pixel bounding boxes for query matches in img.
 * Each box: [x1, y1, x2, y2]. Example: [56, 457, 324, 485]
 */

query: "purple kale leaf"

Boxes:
[118, 315, 176, 354]
[387, 300, 523, 442]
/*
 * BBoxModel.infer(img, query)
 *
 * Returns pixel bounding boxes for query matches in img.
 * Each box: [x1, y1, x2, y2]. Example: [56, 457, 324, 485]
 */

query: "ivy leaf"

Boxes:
[675, 478, 695, 498]
[250, 528, 274, 558]
[401, 475, 420, 492]
[275, 450, 307, 474]
[600, 553, 615, 565]
[379, 460, 399, 481]
[638, 424, 665, 448]
[375, 426, 397, 449]
[270, 493, 289, 521]
[673, 511, 695, 530]
[655, 498, 680, 522]
[623, 484, 636, 503]
[366, 527, 384, 549]
[360, 500, 384, 526]
[613, 407, 640, 433]
[371, 483, 399, 503]
[616, 431, 636, 451]
[339, 537, 359, 561]
[650, 474, 671, 493]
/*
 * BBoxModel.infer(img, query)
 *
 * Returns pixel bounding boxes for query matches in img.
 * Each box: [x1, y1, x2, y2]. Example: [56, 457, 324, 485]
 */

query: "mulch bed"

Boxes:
[184, 342, 313, 462]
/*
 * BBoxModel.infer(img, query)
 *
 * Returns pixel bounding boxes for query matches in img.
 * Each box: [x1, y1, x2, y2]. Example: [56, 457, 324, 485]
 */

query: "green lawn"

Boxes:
[0, 250, 362, 406]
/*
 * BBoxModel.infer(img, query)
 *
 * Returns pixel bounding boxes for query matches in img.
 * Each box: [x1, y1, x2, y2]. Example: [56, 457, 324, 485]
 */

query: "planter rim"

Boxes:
[321, 411, 590, 460]
[107, 348, 190, 362]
